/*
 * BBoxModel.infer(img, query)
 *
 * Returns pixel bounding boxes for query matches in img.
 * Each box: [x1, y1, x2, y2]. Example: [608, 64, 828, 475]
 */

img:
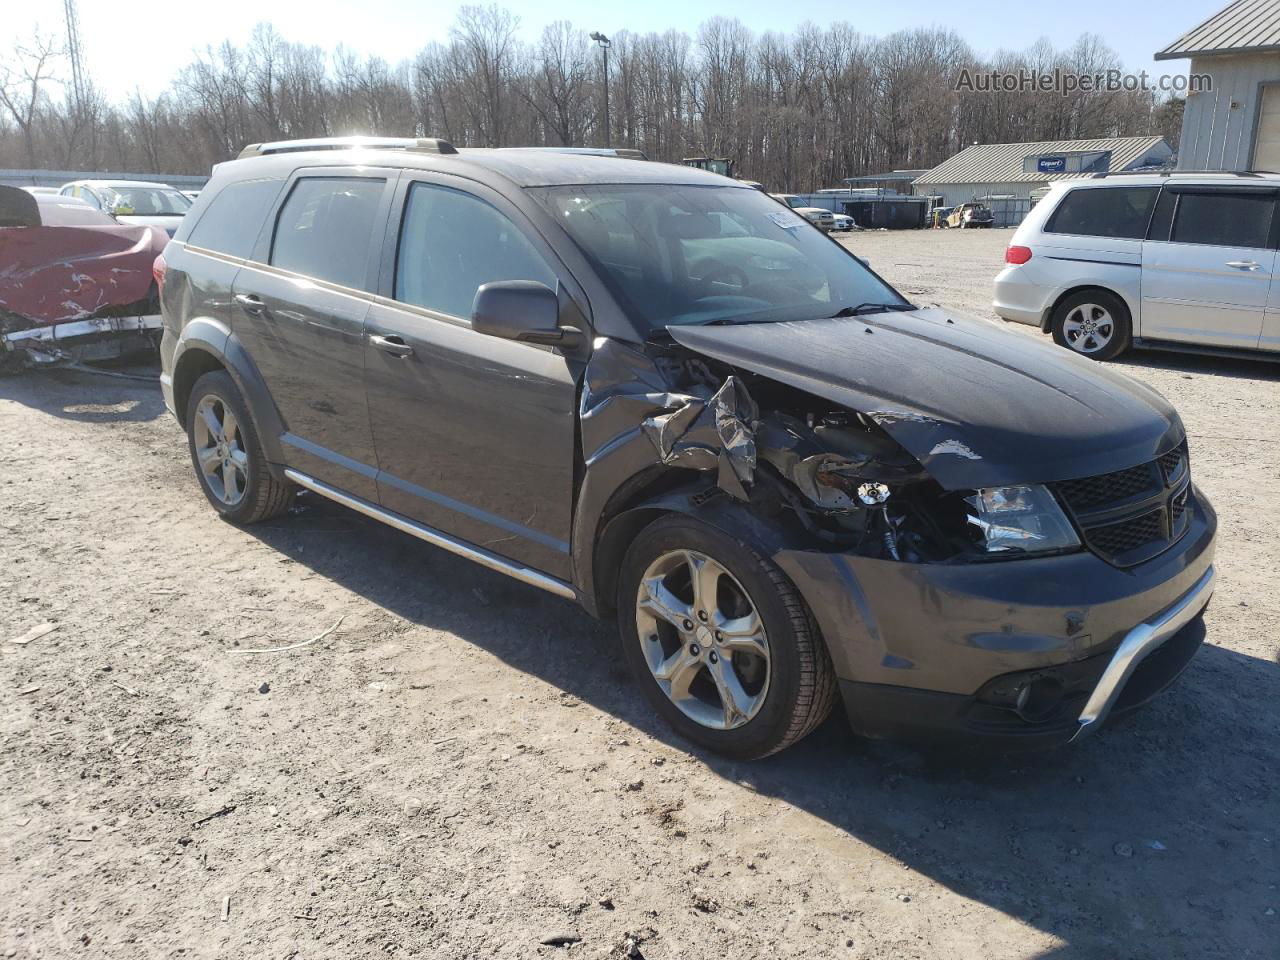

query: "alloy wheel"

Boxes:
[635, 549, 770, 731]
[193, 394, 249, 506]
[1061, 303, 1114, 354]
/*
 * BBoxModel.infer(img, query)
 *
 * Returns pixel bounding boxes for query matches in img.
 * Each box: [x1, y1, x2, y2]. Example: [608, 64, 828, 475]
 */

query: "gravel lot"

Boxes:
[2, 227, 1277, 959]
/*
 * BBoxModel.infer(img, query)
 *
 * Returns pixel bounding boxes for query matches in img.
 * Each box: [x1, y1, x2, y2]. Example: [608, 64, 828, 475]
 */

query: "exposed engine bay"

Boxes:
[582, 337, 982, 564]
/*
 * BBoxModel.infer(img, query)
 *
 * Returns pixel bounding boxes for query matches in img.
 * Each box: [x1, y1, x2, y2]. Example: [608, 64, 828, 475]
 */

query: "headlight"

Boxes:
[964, 485, 1080, 555]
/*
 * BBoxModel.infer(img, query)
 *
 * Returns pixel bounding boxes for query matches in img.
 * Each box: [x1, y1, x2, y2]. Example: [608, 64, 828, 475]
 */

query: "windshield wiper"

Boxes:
[827, 302, 915, 318]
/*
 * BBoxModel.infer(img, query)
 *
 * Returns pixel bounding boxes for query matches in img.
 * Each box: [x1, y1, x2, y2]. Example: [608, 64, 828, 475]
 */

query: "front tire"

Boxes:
[1051, 290, 1132, 361]
[185, 370, 294, 524]
[617, 515, 837, 760]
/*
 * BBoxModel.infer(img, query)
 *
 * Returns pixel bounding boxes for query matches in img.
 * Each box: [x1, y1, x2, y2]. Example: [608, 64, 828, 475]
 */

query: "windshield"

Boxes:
[529, 184, 907, 332]
[104, 186, 191, 216]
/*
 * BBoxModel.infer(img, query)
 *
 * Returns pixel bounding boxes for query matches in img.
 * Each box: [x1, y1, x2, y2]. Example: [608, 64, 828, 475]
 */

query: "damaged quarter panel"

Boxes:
[667, 307, 1184, 489]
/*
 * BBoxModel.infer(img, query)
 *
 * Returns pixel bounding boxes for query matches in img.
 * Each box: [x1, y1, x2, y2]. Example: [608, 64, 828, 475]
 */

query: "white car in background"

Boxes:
[770, 193, 835, 232]
[994, 172, 1280, 361]
[832, 213, 857, 232]
[58, 179, 192, 237]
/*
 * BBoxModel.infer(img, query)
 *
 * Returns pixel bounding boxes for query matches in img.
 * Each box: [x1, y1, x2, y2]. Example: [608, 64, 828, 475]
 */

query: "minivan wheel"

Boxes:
[185, 370, 294, 524]
[1051, 290, 1131, 361]
[618, 515, 837, 760]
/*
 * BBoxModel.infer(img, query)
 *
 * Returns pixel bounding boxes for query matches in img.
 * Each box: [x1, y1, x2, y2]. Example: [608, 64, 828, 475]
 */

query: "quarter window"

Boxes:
[187, 179, 284, 258]
[394, 182, 557, 319]
[1169, 191, 1275, 249]
[1045, 187, 1157, 239]
[271, 177, 385, 290]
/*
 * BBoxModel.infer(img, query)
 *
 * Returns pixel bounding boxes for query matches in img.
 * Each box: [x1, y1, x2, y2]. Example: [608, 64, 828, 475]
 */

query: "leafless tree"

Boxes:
[0, 12, 1179, 190]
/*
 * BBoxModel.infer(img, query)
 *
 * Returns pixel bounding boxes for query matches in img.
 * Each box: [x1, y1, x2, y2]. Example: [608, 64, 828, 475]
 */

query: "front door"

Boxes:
[1141, 187, 1275, 349]
[231, 172, 392, 500]
[364, 176, 582, 580]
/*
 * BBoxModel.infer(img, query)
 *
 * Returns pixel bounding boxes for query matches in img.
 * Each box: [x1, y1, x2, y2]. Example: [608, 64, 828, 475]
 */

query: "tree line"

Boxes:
[1, 6, 1184, 191]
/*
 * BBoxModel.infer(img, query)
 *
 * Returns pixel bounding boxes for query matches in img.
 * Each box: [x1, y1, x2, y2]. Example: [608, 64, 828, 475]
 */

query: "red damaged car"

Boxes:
[1, 185, 168, 369]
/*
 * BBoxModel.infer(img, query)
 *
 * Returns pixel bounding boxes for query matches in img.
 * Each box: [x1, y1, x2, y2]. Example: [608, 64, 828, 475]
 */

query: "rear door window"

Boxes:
[1169, 191, 1276, 249]
[1046, 187, 1158, 239]
[393, 182, 556, 319]
[187, 179, 284, 258]
[271, 177, 385, 290]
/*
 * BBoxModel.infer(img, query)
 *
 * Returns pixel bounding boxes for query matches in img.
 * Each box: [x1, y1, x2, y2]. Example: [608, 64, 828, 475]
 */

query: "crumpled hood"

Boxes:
[666, 307, 1184, 489]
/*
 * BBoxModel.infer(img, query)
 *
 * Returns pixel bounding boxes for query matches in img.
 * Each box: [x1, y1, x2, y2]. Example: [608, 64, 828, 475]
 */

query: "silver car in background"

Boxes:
[994, 172, 1280, 361]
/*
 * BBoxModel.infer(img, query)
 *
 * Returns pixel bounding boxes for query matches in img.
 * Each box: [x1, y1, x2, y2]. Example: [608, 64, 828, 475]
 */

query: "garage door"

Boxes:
[1253, 84, 1280, 172]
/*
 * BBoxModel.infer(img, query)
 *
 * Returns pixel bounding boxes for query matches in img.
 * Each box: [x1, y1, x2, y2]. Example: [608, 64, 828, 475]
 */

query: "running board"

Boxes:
[283, 469, 577, 601]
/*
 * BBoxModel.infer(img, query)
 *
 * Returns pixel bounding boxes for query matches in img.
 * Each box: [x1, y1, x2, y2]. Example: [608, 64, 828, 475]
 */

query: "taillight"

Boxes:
[152, 252, 167, 295]
[1005, 245, 1032, 265]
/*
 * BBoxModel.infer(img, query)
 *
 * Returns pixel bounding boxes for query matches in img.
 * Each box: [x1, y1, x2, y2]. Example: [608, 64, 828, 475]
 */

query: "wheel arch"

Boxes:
[1042, 283, 1135, 333]
[171, 319, 288, 474]
[587, 470, 797, 620]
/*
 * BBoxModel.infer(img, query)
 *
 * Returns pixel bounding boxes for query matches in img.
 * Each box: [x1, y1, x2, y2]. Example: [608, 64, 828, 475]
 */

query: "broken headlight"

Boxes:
[964, 485, 1080, 556]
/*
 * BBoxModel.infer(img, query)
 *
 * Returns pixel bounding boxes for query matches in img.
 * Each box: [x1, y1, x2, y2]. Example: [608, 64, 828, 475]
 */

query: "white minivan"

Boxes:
[994, 172, 1280, 361]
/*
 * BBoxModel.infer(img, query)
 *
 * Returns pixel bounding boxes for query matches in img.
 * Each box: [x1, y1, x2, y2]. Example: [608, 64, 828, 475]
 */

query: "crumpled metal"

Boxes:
[641, 376, 758, 499]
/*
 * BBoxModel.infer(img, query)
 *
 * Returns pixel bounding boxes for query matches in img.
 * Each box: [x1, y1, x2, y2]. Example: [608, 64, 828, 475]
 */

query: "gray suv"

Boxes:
[158, 137, 1216, 759]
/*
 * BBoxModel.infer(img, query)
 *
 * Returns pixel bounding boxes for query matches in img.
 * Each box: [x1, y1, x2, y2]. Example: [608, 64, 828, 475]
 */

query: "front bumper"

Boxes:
[774, 488, 1217, 747]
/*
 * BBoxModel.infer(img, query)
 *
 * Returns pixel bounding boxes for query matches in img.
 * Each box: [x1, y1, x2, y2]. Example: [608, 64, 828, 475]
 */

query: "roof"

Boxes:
[842, 169, 929, 183]
[75, 179, 176, 189]
[221, 145, 742, 189]
[1156, 0, 1280, 60]
[913, 137, 1170, 185]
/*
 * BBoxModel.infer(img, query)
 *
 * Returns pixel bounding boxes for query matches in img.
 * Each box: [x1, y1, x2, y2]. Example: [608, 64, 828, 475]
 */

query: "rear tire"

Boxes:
[1051, 289, 1132, 361]
[617, 514, 837, 760]
[185, 370, 294, 524]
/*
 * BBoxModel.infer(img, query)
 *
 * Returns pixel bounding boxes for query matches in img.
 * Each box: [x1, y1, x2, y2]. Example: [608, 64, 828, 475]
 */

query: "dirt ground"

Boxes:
[2, 227, 1277, 960]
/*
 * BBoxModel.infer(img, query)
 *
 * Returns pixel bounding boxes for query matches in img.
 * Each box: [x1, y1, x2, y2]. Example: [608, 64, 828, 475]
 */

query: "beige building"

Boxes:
[1158, 0, 1280, 170]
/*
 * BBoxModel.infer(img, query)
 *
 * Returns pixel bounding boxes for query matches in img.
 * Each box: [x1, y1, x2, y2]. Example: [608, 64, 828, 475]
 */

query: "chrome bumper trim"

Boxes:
[1073, 564, 1215, 740]
[284, 469, 577, 601]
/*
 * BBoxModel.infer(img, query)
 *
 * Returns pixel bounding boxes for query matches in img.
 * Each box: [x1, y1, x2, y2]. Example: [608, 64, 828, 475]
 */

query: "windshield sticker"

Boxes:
[766, 210, 806, 230]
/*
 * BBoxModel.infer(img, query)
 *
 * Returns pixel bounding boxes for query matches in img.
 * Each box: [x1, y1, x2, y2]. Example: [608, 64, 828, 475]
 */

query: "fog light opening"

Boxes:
[1015, 676, 1065, 723]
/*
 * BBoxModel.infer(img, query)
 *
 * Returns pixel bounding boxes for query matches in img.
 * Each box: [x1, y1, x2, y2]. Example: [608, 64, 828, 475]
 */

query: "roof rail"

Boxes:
[237, 136, 458, 159]
[1090, 168, 1271, 179]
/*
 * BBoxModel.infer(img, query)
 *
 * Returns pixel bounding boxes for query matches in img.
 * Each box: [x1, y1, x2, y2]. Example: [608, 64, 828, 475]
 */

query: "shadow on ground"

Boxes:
[0, 362, 166, 424]
[1113, 347, 1280, 383]
[242, 494, 1278, 960]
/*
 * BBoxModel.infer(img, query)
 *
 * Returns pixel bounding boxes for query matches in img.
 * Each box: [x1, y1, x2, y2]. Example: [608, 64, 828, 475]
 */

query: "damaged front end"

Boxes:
[0, 185, 166, 372]
[581, 336, 990, 568]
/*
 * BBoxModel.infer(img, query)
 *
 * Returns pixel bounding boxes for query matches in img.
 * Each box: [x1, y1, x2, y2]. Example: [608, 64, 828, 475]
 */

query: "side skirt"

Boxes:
[283, 468, 578, 602]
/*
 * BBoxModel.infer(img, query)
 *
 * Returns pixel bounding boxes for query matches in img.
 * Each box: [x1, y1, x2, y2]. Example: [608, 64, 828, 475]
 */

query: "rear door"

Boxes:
[363, 174, 583, 580]
[1140, 186, 1276, 349]
[231, 170, 394, 501]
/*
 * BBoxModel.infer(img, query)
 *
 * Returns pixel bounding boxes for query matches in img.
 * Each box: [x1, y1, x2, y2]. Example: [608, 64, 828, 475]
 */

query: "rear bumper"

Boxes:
[775, 488, 1217, 747]
[992, 266, 1049, 327]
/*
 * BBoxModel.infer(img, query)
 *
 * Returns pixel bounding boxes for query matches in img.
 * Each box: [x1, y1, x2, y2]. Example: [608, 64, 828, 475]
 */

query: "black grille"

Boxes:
[1055, 462, 1159, 512]
[1159, 442, 1189, 485]
[1052, 443, 1193, 567]
[1087, 509, 1164, 557]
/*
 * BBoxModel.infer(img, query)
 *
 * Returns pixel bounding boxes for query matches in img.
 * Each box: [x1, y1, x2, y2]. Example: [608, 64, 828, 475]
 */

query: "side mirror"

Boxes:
[472, 280, 581, 348]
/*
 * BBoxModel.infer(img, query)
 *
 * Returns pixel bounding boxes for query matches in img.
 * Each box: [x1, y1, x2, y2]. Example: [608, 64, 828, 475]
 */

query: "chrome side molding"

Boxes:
[283, 469, 577, 601]
[1073, 564, 1215, 740]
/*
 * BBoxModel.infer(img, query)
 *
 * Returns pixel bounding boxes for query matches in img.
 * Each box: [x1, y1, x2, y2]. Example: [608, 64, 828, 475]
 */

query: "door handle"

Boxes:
[370, 334, 414, 358]
[1225, 260, 1262, 271]
[233, 293, 265, 314]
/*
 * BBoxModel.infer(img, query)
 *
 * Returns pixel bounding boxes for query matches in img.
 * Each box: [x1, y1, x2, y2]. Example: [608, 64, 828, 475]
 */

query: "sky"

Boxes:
[14, 0, 1215, 103]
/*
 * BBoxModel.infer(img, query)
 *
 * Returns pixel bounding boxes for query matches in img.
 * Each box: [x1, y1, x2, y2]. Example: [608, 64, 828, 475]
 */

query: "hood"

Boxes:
[115, 213, 184, 236]
[666, 307, 1183, 489]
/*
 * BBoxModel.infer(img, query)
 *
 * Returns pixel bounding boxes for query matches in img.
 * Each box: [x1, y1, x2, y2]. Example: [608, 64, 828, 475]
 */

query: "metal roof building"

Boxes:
[1157, 0, 1280, 171]
[1156, 0, 1280, 60]
[911, 137, 1173, 221]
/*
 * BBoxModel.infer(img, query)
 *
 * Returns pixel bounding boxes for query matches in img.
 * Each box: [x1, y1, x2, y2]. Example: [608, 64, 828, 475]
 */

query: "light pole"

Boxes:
[590, 31, 611, 147]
